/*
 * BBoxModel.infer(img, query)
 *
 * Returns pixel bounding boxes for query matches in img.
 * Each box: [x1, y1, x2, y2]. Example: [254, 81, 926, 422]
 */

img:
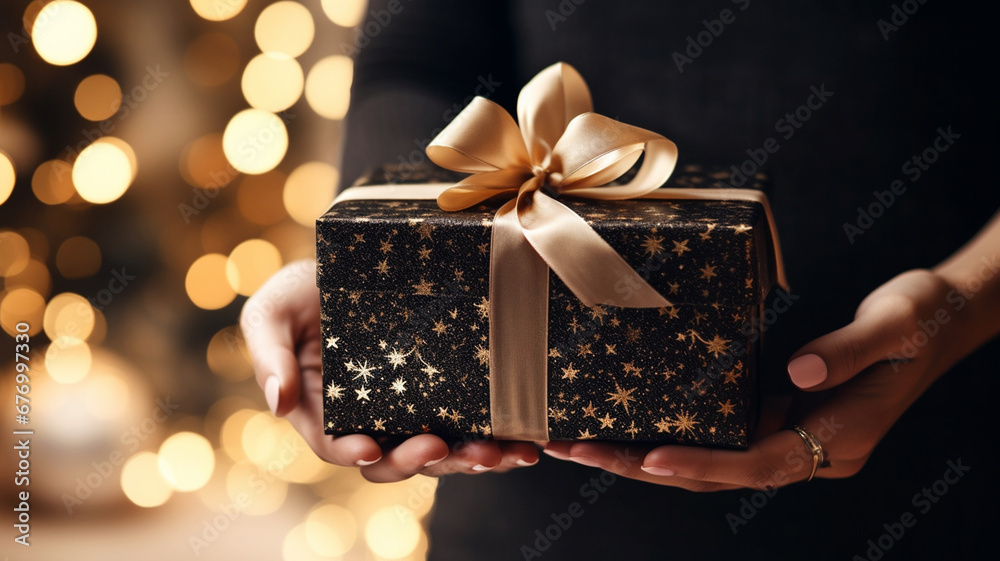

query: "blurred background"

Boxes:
[0, 1, 438, 559]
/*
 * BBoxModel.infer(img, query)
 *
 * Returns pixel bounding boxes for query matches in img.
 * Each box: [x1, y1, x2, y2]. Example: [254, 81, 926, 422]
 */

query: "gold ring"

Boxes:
[791, 425, 828, 481]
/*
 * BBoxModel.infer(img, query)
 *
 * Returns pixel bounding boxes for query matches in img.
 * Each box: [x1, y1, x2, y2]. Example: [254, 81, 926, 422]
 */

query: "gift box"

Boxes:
[317, 63, 785, 449]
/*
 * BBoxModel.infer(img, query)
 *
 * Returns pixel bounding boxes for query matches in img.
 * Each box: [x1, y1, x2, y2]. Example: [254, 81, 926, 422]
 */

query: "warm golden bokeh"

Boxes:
[0, 151, 15, 206]
[222, 108, 289, 175]
[365, 506, 424, 559]
[31, 159, 77, 205]
[242, 53, 304, 112]
[121, 452, 174, 508]
[30, 0, 98, 66]
[305, 55, 353, 120]
[226, 238, 283, 296]
[305, 503, 358, 556]
[158, 431, 216, 492]
[206, 325, 254, 382]
[254, 1, 315, 59]
[74, 74, 122, 121]
[237, 170, 288, 225]
[186, 253, 237, 310]
[43, 291, 95, 341]
[181, 133, 233, 189]
[0, 229, 31, 277]
[44, 336, 92, 383]
[55, 235, 102, 278]
[189, 0, 249, 22]
[0, 286, 45, 336]
[283, 161, 339, 227]
[321, 0, 368, 27]
[4, 258, 52, 299]
[72, 138, 136, 203]
[0, 63, 26, 106]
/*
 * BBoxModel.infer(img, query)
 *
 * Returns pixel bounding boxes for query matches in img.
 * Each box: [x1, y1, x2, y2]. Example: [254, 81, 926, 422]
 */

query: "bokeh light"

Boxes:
[305, 55, 353, 120]
[237, 170, 287, 225]
[283, 523, 329, 561]
[0, 152, 14, 206]
[222, 109, 289, 175]
[0, 63, 26, 106]
[321, 0, 367, 27]
[189, 0, 249, 22]
[242, 53, 304, 113]
[0, 287, 45, 336]
[186, 253, 237, 310]
[226, 238, 282, 296]
[0, 230, 31, 277]
[56, 235, 102, 278]
[45, 336, 92, 384]
[220, 408, 257, 462]
[283, 162, 339, 227]
[83, 368, 130, 420]
[72, 138, 136, 204]
[305, 503, 357, 556]
[31, 160, 76, 205]
[254, 1, 315, 59]
[158, 431, 216, 492]
[206, 326, 254, 382]
[180, 133, 233, 189]
[43, 292, 95, 341]
[121, 451, 174, 508]
[183, 32, 241, 87]
[4, 258, 52, 299]
[30, 1, 98, 66]
[74, 74, 122, 121]
[226, 460, 288, 516]
[365, 506, 422, 559]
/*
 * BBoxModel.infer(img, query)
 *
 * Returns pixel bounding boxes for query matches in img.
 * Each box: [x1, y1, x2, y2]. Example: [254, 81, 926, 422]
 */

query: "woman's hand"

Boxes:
[543, 267, 990, 490]
[240, 260, 539, 482]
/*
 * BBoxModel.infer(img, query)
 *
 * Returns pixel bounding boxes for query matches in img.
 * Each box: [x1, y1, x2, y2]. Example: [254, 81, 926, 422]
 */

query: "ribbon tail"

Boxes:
[518, 192, 671, 309]
[489, 200, 550, 441]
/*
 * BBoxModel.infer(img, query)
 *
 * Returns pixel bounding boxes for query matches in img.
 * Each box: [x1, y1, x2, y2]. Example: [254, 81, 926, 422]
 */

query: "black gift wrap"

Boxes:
[317, 164, 780, 449]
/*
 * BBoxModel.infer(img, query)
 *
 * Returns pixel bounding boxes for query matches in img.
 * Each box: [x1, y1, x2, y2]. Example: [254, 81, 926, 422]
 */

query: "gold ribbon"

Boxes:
[331, 62, 787, 441]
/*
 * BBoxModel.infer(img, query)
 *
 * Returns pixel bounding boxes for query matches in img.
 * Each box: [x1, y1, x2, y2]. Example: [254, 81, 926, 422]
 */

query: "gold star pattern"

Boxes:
[391, 378, 407, 394]
[326, 382, 345, 401]
[672, 410, 700, 436]
[703, 335, 731, 358]
[325, 336, 339, 349]
[474, 344, 489, 366]
[417, 245, 432, 260]
[700, 263, 717, 281]
[734, 224, 752, 235]
[577, 428, 596, 440]
[412, 278, 434, 296]
[717, 400, 735, 418]
[604, 344, 617, 355]
[581, 401, 598, 419]
[416, 223, 434, 240]
[432, 319, 449, 336]
[385, 347, 410, 369]
[353, 360, 378, 382]
[474, 297, 489, 319]
[622, 362, 642, 377]
[436, 407, 449, 419]
[654, 417, 673, 433]
[374, 259, 390, 275]
[548, 408, 568, 423]
[625, 421, 640, 438]
[405, 403, 416, 414]
[379, 239, 393, 253]
[561, 363, 579, 381]
[606, 383, 638, 414]
[353, 233, 365, 243]
[355, 387, 371, 401]
[598, 413, 616, 429]
[448, 409, 464, 424]
[374, 418, 386, 431]
[671, 239, 691, 256]
[642, 235, 665, 256]
[699, 223, 716, 241]
[588, 305, 608, 322]
[549, 347, 562, 358]
[723, 368, 741, 384]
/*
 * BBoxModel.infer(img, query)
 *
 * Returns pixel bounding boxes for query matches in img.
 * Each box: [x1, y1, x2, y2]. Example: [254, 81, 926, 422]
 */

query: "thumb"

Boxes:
[787, 310, 903, 391]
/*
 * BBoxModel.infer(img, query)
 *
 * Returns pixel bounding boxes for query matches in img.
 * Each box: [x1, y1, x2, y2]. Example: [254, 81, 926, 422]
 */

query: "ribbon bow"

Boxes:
[427, 62, 677, 309]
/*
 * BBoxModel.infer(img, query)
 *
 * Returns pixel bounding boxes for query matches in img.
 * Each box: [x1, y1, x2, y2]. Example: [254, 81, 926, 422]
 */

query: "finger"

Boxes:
[545, 442, 741, 492]
[421, 439, 503, 476]
[786, 305, 907, 391]
[298, 433, 384, 467]
[240, 260, 317, 416]
[359, 435, 451, 483]
[492, 441, 540, 472]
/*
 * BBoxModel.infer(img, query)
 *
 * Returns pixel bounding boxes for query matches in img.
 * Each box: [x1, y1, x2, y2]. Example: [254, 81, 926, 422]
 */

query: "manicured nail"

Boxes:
[264, 376, 280, 415]
[569, 456, 601, 468]
[471, 464, 493, 472]
[423, 455, 448, 468]
[542, 448, 569, 460]
[355, 458, 380, 467]
[787, 354, 828, 389]
[641, 465, 676, 477]
[516, 458, 539, 467]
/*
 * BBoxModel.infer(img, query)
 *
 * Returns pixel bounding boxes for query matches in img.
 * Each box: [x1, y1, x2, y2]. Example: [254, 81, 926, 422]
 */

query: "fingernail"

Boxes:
[471, 464, 493, 472]
[516, 458, 539, 467]
[542, 448, 569, 460]
[787, 354, 827, 389]
[264, 376, 280, 415]
[356, 458, 380, 467]
[423, 454, 448, 468]
[569, 456, 601, 468]
[641, 465, 676, 477]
